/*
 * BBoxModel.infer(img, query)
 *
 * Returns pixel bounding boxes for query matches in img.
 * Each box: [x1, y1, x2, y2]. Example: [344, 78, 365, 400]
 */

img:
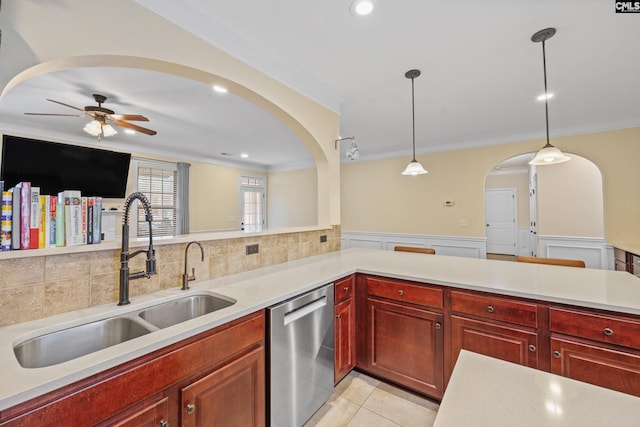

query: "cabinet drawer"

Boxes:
[450, 291, 538, 328]
[334, 276, 354, 303]
[366, 277, 443, 309]
[550, 307, 640, 349]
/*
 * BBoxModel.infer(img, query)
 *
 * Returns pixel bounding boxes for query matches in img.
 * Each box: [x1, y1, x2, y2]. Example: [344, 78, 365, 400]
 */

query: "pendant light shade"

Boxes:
[401, 69, 428, 176]
[529, 28, 570, 166]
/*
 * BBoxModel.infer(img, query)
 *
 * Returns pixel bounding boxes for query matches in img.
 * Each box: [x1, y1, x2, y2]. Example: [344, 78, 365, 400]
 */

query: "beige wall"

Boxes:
[341, 127, 640, 246]
[537, 155, 604, 237]
[485, 172, 530, 227]
[267, 168, 318, 228]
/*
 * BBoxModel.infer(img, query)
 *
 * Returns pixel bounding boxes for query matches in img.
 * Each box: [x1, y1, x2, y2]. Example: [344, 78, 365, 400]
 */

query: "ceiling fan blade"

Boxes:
[46, 99, 85, 112]
[113, 120, 157, 136]
[24, 113, 83, 117]
[110, 114, 149, 122]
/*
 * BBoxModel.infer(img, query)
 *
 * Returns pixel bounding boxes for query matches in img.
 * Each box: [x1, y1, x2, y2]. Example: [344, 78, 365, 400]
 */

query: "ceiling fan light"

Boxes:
[529, 144, 570, 165]
[102, 124, 118, 137]
[83, 120, 102, 136]
[401, 160, 428, 176]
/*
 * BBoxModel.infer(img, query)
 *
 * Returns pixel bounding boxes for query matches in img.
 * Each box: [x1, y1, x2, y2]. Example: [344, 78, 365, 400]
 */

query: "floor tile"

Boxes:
[338, 373, 379, 406]
[362, 388, 438, 427]
[346, 407, 401, 427]
[304, 396, 359, 427]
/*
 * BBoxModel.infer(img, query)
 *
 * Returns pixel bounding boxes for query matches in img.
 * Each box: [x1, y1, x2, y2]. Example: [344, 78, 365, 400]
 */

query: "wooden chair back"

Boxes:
[394, 246, 436, 255]
[516, 255, 585, 268]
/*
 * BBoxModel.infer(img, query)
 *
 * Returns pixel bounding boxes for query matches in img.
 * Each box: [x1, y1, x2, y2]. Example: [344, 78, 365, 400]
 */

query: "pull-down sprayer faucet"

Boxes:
[118, 192, 157, 305]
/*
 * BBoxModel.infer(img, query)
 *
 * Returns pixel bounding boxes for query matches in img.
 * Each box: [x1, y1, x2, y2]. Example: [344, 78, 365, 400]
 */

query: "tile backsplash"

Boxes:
[0, 226, 341, 326]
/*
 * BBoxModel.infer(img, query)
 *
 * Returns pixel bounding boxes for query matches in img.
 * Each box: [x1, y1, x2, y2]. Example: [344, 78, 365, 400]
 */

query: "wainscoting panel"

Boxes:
[538, 235, 608, 269]
[341, 231, 487, 259]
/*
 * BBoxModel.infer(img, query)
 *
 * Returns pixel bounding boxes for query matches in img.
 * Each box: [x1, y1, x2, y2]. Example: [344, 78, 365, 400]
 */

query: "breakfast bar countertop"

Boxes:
[1, 248, 640, 411]
[434, 350, 640, 426]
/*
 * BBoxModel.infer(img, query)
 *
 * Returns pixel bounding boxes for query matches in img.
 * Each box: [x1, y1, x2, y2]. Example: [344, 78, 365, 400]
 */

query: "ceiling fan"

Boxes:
[24, 94, 157, 140]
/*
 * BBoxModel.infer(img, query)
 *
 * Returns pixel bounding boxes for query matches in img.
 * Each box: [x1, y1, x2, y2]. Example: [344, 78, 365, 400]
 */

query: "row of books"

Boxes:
[1, 182, 102, 251]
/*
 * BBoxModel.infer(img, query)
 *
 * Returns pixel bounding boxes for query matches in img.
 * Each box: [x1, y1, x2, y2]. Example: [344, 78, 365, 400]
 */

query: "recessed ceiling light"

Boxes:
[537, 93, 554, 101]
[350, 0, 375, 16]
[213, 85, 228, 94]
[240, 153, 249, 158]
[124, 129, 136, 135]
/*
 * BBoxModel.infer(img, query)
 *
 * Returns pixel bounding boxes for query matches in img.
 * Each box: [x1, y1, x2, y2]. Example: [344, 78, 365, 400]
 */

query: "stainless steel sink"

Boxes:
[138, 294, 236, 329]
[14, 317, 152, 369]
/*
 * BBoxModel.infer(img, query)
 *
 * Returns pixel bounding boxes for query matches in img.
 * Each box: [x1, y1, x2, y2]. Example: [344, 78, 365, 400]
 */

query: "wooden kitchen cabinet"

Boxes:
[0, 311, 265, 427]
[95, 396, 169, 427]
[181, 347, 265, 427]
[550, 306, 640, 397]
[334, 275, 356, 384]
[448, 290, 544, 382]
[357, 276, 444, 399]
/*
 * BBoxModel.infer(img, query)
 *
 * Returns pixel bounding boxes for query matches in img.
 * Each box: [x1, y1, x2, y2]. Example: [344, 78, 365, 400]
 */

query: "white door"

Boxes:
[485, 188, 517, 255]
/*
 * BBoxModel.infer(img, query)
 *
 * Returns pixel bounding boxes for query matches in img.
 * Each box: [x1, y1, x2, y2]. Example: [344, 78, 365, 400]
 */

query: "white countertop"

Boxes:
[435, 350, 640, 426]
[1, 248, 640, 411]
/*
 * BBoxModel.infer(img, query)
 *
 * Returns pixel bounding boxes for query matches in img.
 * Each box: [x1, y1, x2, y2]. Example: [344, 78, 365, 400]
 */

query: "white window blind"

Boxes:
[133, 159, 178, 237]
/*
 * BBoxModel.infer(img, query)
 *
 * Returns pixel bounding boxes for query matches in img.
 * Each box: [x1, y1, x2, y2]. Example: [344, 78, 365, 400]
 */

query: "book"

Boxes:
[29, 187, 40, 249]
[81, 196, 88, 244]
[10, 188, 21, 250]
[49, 195, 57, 248]
[16, 182, 31, 250]
[63, 190, 83, 246]
[56, 192, 65, 247]
[93, 197, 102, 244]
[1, 191, 12, 251]
[87, 197, 94, 244]
[39, 195, 47, 249]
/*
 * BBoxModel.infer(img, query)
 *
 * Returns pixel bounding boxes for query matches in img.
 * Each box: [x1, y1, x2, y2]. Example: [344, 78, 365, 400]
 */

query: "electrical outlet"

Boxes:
[320, 235, 327, 243]
[246, 243, 259, 255]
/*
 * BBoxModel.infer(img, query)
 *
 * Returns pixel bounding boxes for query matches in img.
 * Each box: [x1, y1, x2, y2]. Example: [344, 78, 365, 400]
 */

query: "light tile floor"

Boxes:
[304, 372, 439, 427]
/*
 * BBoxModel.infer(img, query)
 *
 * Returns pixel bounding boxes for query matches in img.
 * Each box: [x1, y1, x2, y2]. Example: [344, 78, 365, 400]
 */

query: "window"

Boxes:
[239, 175, 266, 232]
[132, 159, 179, 237]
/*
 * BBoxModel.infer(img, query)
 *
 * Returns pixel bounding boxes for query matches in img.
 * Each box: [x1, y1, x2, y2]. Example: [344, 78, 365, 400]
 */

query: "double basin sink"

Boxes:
[14, 293, 236, 369]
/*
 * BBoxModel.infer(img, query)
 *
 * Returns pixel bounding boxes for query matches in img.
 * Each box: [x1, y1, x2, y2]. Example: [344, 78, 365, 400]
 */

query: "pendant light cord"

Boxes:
[411, 76, 417, 161]
[542, 40, 551, 148]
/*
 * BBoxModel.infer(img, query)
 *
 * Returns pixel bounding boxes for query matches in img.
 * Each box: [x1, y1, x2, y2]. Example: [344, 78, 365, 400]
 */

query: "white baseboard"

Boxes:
[341, 231, 487, 259]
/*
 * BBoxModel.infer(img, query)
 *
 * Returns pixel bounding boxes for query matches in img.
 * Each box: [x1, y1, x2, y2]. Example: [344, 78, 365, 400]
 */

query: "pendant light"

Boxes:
[401, 69, 428, 175]
[529, 28, 570, 166]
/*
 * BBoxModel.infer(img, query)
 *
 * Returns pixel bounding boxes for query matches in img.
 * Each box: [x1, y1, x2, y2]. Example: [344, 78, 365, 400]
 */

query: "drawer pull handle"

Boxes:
[336, 314, 342, 319]
[398, 290, 404, 296]
[553, 351, 561, 358]
[486, 306, 494, 313]
[159, 421, 169, 427]
[435, 322, 442, 330]
[186, 403, 195, 415]
[604, 328, 614, 336]
[344, 286, 350, 292]
[528, 344, 536, 352]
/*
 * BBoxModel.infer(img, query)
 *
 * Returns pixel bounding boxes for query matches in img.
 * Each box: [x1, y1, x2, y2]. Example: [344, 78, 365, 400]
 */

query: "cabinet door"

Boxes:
[181, 347, 265, 427]
[450, 316, 539, 378]
[551, 336, 640, 397]
[96, 397, 169, 427]
[335, 297, 356, 384]
[365, 298, 444, 399]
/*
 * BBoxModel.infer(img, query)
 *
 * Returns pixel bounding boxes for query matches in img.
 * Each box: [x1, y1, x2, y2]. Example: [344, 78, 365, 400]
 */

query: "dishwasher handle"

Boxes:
[283, 296, 327, 326]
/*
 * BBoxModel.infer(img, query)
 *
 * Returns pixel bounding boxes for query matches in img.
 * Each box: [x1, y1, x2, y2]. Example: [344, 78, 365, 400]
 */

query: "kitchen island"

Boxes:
[1, 248, 640, 423]
[435, 350, 640, 426]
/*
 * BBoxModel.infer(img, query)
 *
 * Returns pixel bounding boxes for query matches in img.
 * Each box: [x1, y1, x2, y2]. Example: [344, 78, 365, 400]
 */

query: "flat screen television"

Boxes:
[1, 135, 131, 198]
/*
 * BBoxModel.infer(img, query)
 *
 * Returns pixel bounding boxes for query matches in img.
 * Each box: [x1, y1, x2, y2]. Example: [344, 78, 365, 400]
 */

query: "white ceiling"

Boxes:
[1, 0, 639, 171]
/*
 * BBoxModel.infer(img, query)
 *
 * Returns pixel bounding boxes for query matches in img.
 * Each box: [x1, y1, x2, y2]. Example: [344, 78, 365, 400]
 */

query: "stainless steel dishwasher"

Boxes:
[269, 284, 334, 427]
